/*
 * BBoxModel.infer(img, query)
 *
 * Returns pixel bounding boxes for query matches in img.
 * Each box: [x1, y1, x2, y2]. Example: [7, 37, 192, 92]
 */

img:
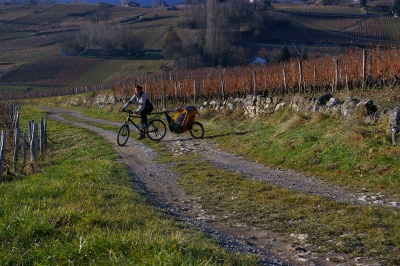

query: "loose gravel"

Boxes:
[44, 107, 397, 266]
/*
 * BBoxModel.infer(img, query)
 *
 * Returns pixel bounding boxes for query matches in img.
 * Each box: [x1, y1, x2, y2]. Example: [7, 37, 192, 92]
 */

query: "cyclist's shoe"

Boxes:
[138, 134, 145, 140]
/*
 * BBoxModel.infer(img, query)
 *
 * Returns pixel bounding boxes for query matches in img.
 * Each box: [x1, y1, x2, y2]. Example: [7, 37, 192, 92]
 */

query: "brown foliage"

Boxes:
[113, 46, 400, 104]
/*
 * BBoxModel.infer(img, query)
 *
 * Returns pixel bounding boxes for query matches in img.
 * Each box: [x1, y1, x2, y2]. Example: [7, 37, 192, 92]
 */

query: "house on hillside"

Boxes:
[127, 1, 140, 7]
[251, 56, 268, 65]
[156, 0, 169, 7]
[271, 0, 299, 2]
[121, 0, 140, 7]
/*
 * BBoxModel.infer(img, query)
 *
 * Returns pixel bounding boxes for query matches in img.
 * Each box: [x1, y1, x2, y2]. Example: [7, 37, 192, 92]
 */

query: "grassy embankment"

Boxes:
[34, 93, 400, 264]
[0, 105, 259, 265]
[167, 104, 400, 264]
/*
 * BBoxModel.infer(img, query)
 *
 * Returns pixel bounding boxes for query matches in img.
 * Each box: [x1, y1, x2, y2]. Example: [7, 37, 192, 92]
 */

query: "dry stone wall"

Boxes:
[70, 90, 398, 128]
[200, 94, 392, 126]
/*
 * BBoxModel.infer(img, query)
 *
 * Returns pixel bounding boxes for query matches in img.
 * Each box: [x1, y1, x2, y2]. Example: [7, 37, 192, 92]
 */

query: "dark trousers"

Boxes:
[140, 105, 153, 125]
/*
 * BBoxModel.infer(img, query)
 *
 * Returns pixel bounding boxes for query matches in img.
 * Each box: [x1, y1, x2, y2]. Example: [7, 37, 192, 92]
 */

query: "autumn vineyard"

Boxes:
[2, 46, 399, 107]
[112, 46, 400, 103]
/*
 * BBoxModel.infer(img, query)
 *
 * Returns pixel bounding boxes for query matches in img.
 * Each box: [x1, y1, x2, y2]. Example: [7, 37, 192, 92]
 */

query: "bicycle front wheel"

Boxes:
[117, 124, 130, 146]
[147, 119, 166, 141]
[189, 122, 204, 139]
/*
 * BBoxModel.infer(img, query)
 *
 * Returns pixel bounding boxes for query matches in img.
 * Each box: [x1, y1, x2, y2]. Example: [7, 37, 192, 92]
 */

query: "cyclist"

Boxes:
[121, 85, 154, 139]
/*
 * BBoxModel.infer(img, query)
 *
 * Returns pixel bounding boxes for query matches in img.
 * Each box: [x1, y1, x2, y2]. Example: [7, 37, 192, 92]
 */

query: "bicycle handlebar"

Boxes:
[122, 109, 167, 115]
[121, 109, 141, 119]
[121, 109, 134, 114]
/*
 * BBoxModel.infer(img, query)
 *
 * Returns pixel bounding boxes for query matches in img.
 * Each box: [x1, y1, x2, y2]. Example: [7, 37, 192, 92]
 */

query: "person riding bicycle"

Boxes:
[121, 85, 154, 139]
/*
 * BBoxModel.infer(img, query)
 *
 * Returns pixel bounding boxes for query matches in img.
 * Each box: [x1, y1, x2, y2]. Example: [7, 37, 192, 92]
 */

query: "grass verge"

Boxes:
[173, 159, 400, 264]
[0, 105, 259, 265]
[18, 97, 400, 264]
[200, 107, 400, 200]
[38, 101, 400, 199]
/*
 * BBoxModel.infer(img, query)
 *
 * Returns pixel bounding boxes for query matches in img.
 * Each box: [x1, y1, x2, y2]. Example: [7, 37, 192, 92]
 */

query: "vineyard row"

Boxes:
[3, 46, 400, 106]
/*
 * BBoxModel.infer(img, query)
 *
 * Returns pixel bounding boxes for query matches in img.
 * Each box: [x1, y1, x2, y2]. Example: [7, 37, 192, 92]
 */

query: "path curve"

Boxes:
[44, 107, 397, 266]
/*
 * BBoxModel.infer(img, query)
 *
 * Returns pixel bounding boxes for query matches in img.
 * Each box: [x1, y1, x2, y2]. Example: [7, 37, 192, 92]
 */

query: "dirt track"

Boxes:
[44, 107, 396, 266]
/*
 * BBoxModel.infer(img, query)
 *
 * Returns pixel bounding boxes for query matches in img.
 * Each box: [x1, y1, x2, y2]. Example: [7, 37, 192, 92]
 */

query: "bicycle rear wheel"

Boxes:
[117, 124, 130, 146]
[189, 122, 204, 139]
[147, 119, 166, 141]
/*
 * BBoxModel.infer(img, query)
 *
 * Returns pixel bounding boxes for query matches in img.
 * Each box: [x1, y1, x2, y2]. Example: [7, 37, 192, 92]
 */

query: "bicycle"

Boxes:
[117, 110, 167, 146]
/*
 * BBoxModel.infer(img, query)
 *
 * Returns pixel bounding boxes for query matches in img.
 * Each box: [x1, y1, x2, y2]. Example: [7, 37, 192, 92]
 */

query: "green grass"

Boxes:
[15, 95, 400, 264]
[273, 3, 367, 14]
[199, 108, 400, 199]
[111, 104, 400, 264]
[69, 60, 169, 86]
[172, 159, 400, 263]
[0, 105, 260, 265]
[32, 95, 400, 199]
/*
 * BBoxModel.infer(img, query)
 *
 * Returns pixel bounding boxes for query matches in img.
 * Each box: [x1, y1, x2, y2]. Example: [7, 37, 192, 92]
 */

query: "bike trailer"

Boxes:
[166, 106, 199, 133]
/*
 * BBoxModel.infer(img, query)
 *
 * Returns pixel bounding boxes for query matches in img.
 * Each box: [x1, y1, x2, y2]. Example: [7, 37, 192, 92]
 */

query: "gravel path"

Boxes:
[44, 107, 396, 266]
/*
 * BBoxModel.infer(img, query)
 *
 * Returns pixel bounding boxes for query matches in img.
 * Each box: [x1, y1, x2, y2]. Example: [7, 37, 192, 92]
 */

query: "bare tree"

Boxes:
[162, 27, 183, 60]
[226, 0, 253, 20]
[116, 27, 143, 56]
[205, 0, 229, 66]
[393, 0, 400, 16]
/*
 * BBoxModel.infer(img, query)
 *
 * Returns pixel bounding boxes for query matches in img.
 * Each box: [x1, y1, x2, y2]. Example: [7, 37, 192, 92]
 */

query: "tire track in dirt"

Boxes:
[44, 107, 397, 266]
[44, 108, 287, 266]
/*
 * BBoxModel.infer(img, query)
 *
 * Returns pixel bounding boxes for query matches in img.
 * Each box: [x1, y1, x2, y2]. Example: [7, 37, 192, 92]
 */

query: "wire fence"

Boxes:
[113, 47, 400, 107]
[1, 47, 399, 106]
[0, 103, 47, 181]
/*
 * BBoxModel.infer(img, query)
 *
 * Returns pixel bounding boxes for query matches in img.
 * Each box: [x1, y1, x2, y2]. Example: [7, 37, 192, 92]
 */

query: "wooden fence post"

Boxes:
[345, 62, 349, 92]
[13, 127, 19, 171]
[313, 65, 316, 87]
[28, 120, 33, 143]
[43, 116, 47, 147]
[368, 55, 373, 86]
[253, 70, 257, 95]
[299, 60, 303, 94]
[221, 77, 226, 101]
[175, 82, 178, 103]
[31, 123, 38, 162]
[362, 49, 367, 90]
[163, 84, 167, 109]
[193, 79, 197, 104]
[334, 58, 338, 92]
[196, 79, 201, 104]
[13, 105, 19, 129]
[283, 68, 288, 94]
[0, 130, 5, 179]
[22, 131, 26, 168]
[39, 118, 44, 153]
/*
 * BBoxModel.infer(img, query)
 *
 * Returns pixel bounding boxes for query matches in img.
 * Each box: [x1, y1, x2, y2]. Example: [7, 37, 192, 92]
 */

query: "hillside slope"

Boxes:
[1, 3, 399, 94]
[0, 4, 186, 92]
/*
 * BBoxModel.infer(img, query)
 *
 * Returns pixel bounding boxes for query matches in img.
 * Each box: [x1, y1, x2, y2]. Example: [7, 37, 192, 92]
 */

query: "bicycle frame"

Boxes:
[118, 110, 167, 146]
[124, 110, 165, 134]
[123, 112, 144, 133]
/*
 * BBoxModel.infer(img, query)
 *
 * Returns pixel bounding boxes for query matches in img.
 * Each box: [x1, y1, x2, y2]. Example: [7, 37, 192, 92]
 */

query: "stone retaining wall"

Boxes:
[201, 94, 392, 126]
